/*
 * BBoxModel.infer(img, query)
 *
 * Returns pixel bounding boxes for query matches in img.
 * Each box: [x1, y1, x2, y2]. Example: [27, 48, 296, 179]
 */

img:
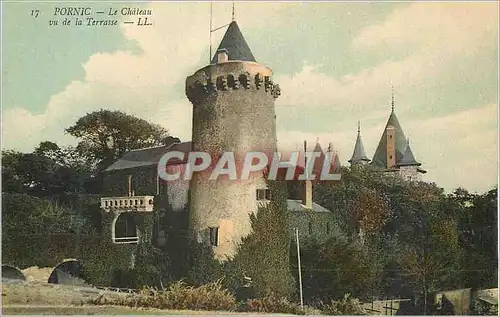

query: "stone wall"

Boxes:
[399, 166, 419, 182]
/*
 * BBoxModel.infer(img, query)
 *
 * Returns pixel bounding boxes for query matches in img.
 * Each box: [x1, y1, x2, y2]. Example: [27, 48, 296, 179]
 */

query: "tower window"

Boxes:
[389, 135, 392, 139]
[389, 156, 393, 159]
[308, 222, 313, 235]
[256, 189, 271, 201]
[209, 227, 219, 246]
[326, 222, 331, 234]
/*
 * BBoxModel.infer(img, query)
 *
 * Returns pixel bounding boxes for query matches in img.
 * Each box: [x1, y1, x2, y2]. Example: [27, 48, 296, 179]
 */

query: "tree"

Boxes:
[230, 180, 295, 298]
[396, 191, 464, 314]
[456, 187, 498, 289]
[66, 110, 170, 171]
[352, 187, 391, 241]
[1, 193, 81, 265]
[2, 142, 95, 197]
[290, 237, 385, 303]
[2, 150, 27, 193]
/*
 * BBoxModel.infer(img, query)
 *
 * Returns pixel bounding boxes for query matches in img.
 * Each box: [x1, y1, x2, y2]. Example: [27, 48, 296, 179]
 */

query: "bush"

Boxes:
[89, 280, 236, 311]
[321, 294, 366, 315]
[470, 298, 498, 316]
[241, 294, 304, 315]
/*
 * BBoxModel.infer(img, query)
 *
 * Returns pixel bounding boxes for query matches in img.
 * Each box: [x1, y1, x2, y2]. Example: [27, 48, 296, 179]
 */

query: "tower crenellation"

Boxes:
[186, 62, 280, 105]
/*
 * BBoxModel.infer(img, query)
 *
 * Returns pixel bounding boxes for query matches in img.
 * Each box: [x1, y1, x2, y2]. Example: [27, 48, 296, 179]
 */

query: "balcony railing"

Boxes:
[100, 195, 154, 213]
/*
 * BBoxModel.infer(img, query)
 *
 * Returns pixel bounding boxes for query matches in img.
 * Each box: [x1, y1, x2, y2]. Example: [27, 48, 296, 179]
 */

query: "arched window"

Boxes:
[227, 75, 235, 89]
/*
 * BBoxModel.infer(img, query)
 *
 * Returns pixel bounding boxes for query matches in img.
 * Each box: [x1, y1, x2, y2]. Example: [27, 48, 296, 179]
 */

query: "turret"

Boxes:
[371, 90, 408, 169]
[371, 88, 426, 179]
[348, 121, 370, 166]
[398, 138, 427, 181]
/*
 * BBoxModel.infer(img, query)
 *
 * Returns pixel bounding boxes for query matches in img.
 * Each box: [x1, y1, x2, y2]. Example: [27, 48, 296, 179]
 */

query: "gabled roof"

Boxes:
[211, 21, 256, 64]
[295, 141, 339, 178]
[398, 139, 421, 167]
[105, 142, 192, 172]
[348, 122, 370, 164]
[371, 110, 408, 169]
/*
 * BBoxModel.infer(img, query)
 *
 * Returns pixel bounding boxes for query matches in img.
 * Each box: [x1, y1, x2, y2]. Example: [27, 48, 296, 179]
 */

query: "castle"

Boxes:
[348, 94, 426, 181]
[99, 20, 425, 261]
[100, 21, 342, 260]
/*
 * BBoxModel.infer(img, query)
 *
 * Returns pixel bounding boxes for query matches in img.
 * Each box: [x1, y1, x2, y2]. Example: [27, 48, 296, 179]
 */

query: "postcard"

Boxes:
[2, 1, 498, 315]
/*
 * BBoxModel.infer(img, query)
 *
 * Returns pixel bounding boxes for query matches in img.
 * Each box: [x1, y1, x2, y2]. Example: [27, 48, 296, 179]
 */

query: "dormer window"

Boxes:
[217, 49, 229, 64]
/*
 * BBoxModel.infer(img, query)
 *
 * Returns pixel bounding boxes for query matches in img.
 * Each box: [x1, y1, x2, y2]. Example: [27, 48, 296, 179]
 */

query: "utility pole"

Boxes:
[295, 228, 304, 309]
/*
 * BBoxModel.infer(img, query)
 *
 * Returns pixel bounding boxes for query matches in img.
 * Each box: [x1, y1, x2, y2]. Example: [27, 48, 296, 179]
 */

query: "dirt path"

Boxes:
[1, 305, 240, 315]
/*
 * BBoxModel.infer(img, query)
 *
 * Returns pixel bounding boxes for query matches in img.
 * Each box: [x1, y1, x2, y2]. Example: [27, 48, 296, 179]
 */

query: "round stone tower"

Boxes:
[185, 21, 281, 260]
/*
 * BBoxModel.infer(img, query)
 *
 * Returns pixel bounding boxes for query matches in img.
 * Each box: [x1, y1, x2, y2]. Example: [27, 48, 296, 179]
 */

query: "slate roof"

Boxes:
[371, 110, 408, 169]
[211, 21, 256, 64]
[287, 199, 331, 213]
[105, 142, 192, 172]
[289, 141, 340, 177]
[398, 139, 421, 167]
[348, 123, 370, 164]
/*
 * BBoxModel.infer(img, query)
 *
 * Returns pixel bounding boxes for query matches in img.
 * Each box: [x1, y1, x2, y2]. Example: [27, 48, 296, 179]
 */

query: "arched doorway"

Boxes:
[113, 213, 139, 244]
[47, 259, 88, 286]
[2, 265, 26, 280]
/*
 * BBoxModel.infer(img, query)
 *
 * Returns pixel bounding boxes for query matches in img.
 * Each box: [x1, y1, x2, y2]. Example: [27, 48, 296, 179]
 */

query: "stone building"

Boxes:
[348, 94, 427, 181]
[100, 21, 342, 260]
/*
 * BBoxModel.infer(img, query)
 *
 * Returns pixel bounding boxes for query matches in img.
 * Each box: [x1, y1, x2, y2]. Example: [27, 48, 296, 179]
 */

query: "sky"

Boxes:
[2, 1, 498, 193]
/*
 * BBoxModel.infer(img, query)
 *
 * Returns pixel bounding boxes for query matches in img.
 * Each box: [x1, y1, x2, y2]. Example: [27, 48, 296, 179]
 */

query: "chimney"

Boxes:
[386, 125, 396, 168]
[301, 140, 313, 209]
[216, 49, 229, 64]
[127, 175, 132, 197]
[302, 180, 313, 209]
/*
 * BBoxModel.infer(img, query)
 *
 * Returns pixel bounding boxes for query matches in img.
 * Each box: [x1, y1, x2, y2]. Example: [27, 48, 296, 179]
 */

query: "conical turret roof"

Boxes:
[371, 110, 408, 169]
[398, 139, 421, 166]
[349, 122, 370, 164]
[211, 21, 256, 64]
